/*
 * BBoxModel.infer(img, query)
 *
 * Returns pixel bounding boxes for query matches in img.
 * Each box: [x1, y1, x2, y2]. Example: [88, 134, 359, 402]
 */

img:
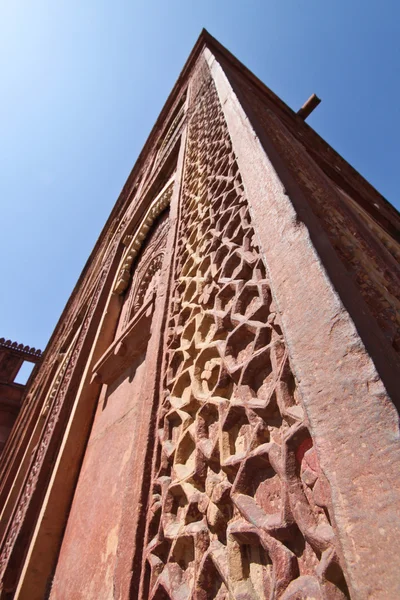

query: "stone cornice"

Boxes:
[0, 339, 42, 359]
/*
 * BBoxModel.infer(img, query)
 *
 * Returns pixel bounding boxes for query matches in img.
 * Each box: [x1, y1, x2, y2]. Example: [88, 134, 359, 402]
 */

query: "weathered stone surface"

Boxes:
[51, 355, 148, 598]
[0, 30, 399, 600]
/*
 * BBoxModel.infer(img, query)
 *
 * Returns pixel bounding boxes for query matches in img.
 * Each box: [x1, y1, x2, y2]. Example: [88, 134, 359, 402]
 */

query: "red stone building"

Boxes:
[1, 31, 399, 599]
[0, 339, 42, 454]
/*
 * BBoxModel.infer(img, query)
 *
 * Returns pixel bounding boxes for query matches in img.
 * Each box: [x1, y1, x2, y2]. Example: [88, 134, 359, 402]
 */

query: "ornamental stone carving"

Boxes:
[139, 64, 349, 600]
[114, 180, 174, 295]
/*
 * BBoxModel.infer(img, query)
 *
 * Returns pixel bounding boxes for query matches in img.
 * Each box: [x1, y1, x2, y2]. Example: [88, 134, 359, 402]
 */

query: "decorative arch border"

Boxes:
[113, 178, 174, 294]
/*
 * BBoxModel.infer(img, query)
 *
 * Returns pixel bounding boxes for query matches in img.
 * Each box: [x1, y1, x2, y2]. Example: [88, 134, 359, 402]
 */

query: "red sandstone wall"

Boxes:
[218, 57, 400, 355]
[1, 34, 399, 600]
[51, 354, 148, 598]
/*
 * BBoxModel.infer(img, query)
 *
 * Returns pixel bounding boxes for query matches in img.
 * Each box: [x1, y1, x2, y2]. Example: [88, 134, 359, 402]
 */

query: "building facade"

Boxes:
[0, 31, 399, 600]
[0, 339, 42, 455]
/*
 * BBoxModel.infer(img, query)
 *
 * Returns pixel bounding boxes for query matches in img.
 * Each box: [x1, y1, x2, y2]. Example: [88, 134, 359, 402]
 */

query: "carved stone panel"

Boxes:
[139, 64, 349, 599]
[117, 207, 170, 337]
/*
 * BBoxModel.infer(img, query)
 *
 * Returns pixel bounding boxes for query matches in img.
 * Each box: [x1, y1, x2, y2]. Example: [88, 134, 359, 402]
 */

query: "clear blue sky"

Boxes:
[1, 0, 399, 352]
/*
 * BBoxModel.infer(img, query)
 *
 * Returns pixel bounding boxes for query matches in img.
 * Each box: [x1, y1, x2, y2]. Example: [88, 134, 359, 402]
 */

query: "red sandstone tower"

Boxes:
[0, 31, 399, 599]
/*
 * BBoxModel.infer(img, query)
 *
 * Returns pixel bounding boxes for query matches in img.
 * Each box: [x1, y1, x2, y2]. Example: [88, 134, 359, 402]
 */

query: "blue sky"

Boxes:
[1, 0, 399, 352]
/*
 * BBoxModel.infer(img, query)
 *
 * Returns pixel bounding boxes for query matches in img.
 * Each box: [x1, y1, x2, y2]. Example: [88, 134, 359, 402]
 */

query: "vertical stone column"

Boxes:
[206, 48, 400, 598]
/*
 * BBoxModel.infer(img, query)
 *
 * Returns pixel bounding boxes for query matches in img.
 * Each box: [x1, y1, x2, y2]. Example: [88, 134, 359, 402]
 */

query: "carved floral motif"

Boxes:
[41, 340, 77, 418]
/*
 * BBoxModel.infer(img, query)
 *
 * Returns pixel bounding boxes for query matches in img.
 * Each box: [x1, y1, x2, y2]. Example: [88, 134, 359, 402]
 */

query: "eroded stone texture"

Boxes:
[139, 64, 349, 600]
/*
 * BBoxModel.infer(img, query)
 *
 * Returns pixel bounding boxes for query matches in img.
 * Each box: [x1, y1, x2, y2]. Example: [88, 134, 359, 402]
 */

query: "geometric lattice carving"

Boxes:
[140, 65, 350, 599]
